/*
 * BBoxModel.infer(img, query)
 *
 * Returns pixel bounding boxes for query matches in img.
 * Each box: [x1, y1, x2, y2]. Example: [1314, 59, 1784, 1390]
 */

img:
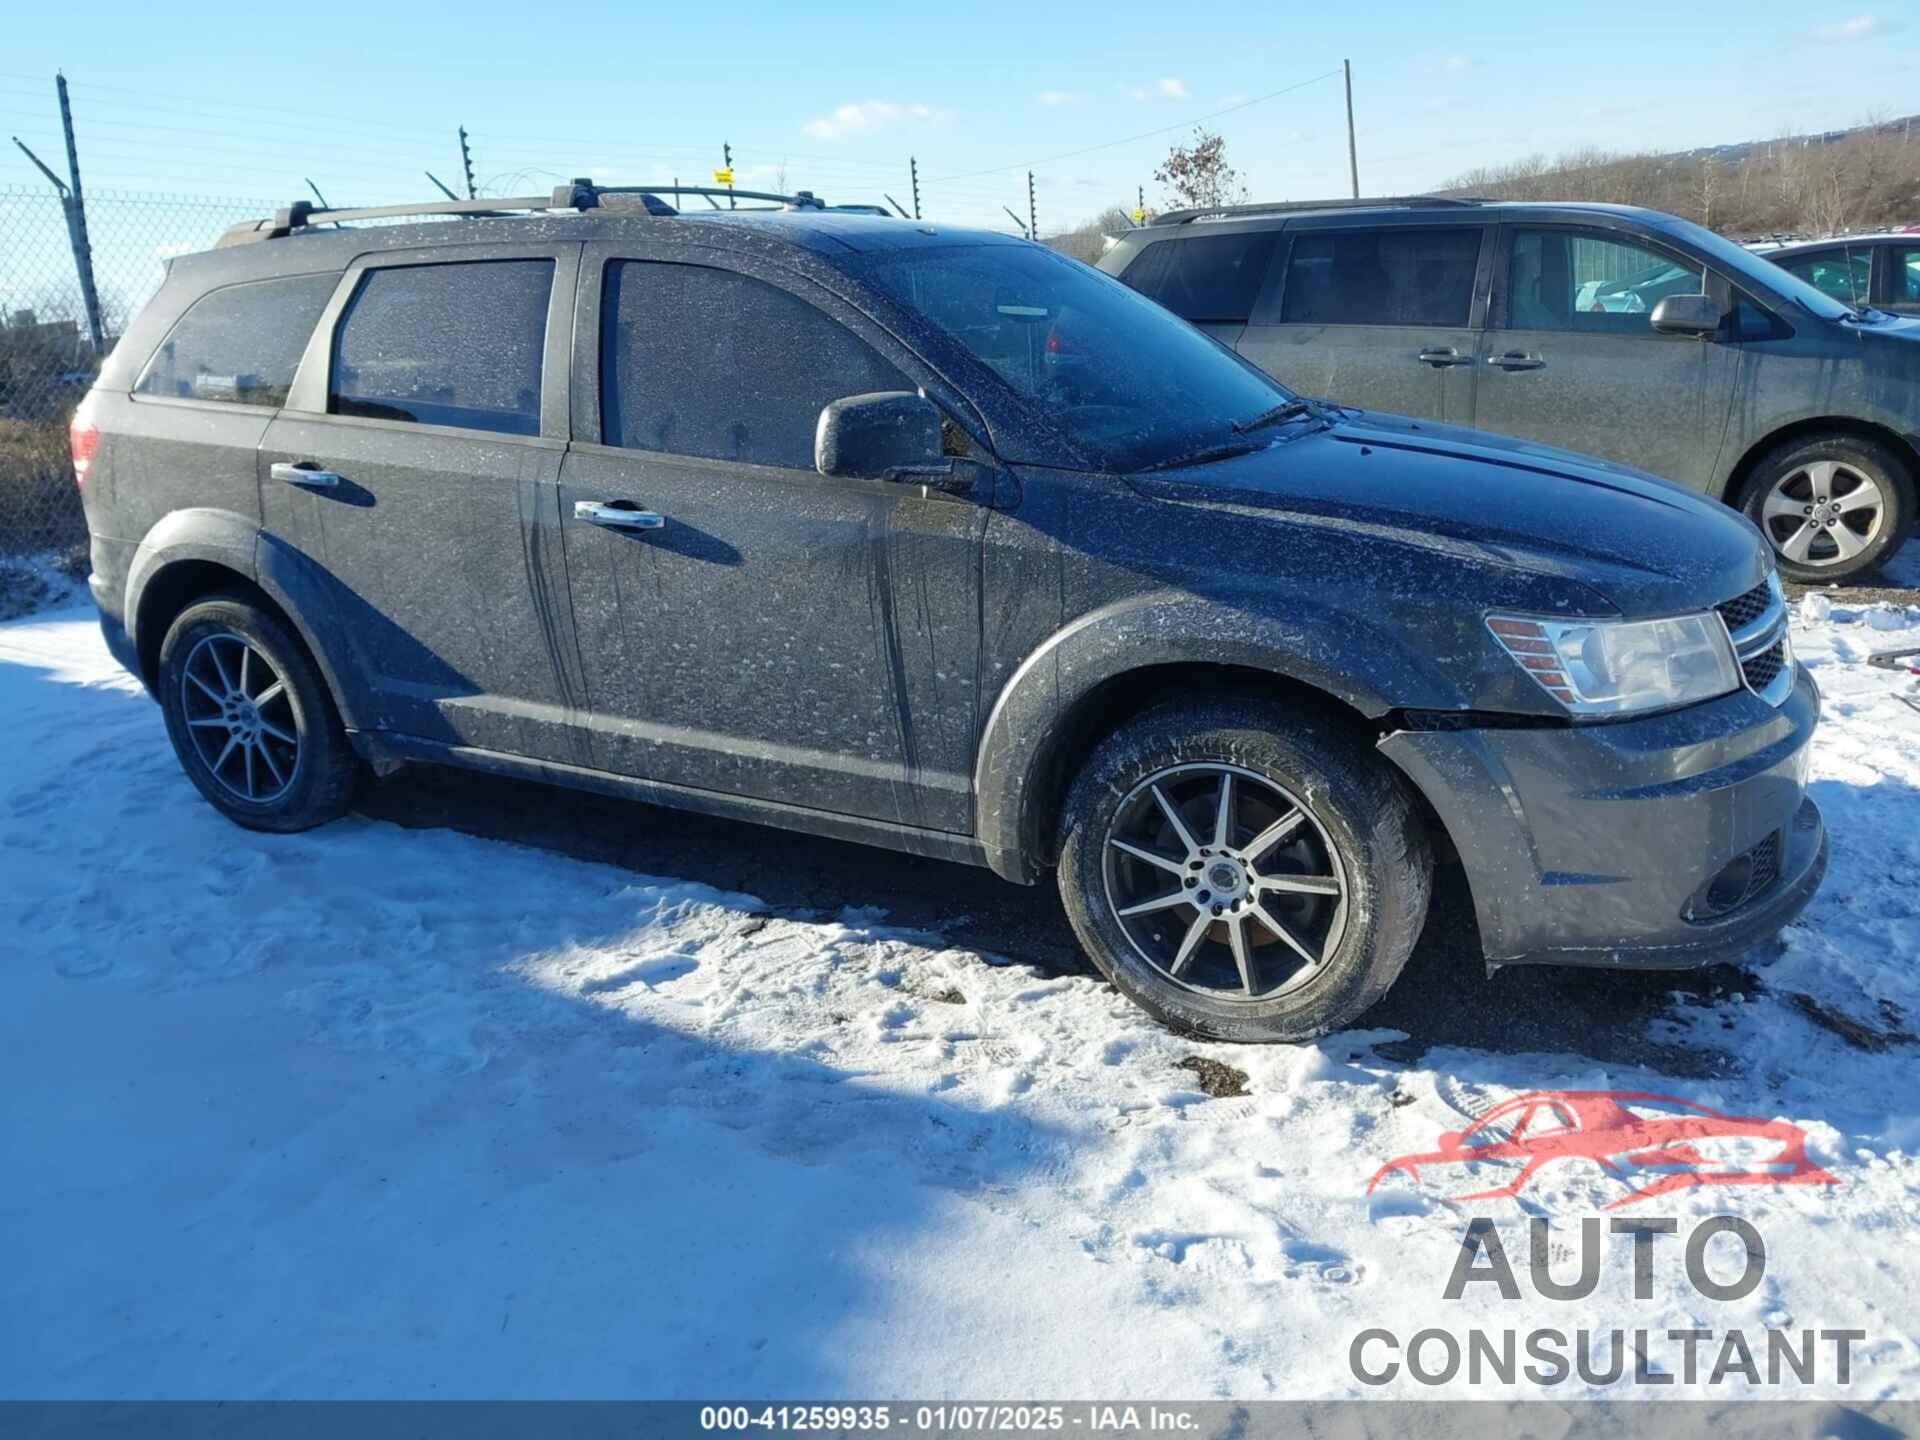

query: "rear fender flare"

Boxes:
[124, 509, 363, 729]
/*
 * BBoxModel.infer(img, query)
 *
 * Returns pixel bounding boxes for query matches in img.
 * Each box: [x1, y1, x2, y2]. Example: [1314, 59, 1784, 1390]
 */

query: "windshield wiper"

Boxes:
[1233, 399, 1317, 435]
[1137, 439, 1260, 473]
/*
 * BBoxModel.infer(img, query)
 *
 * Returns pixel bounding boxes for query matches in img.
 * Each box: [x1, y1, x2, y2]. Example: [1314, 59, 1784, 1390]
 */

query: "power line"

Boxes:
[926, 68, 1341, 182]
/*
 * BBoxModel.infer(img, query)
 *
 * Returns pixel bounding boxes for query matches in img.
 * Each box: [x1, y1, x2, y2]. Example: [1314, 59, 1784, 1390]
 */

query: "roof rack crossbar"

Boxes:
[220, 178, 834, 246]
[1152, 195, 1486, 226]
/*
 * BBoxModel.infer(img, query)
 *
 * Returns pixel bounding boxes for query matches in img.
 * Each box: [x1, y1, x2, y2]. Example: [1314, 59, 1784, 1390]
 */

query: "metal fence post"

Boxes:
[54, 74, 105, 354]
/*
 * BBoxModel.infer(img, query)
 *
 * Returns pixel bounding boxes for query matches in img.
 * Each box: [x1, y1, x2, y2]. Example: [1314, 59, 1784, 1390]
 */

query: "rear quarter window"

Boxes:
[134, 272, 339, 406]
[1119, 231, 1279, 324]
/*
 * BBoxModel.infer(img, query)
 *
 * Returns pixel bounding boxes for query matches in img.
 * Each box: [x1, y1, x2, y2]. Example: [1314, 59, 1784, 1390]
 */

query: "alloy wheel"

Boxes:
[1101, 762, 1348, 1002]
[1760, 459, 1886, 569]
[179, 631, 302, 804]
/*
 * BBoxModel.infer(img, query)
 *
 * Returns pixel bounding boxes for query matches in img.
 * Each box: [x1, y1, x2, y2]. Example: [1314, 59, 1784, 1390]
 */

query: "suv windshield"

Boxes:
[857, 243, 1293, 471]
[1663, 217, 1857, 321]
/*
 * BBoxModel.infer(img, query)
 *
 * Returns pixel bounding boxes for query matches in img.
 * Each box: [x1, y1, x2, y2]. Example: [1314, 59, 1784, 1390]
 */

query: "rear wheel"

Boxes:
[157, 595, 359, 832]
[1056, 698, 1432, 1043]
[1739, 434, 1911, 582]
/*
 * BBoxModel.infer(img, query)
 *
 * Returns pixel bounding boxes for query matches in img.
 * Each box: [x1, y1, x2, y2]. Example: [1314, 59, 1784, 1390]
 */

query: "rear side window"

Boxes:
[601, 261, 909, 468]
[330, 259, 554, 436]
[1120, 232, 1278, 324]
[1504, 229, 1705, 334]
[1775, 249, 1870, 306]
[135, 273, 337, 406]
[1280, 228, 1481, 327]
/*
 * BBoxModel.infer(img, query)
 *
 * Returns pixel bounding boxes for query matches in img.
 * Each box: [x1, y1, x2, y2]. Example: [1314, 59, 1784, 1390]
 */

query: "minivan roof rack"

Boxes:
[216, 178, 834, 247]
[1152, 195, 1487, 226]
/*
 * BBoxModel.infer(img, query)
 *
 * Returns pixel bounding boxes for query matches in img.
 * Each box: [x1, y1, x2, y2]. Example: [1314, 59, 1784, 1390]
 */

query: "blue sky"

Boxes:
[4, 0, 1918, 233]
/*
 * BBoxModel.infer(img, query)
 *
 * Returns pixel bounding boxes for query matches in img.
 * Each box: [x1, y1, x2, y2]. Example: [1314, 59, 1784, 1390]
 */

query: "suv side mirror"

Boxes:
[816, 391, 952, 483]
[1649, 294, 1725, 337]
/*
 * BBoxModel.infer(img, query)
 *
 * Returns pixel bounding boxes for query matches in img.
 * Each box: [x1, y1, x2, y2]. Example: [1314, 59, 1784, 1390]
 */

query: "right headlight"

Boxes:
[1487, 611, 1742, 717]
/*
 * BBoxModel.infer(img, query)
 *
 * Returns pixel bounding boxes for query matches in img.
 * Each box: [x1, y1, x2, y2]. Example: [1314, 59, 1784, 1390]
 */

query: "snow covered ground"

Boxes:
[3, 592, 1918, 1401]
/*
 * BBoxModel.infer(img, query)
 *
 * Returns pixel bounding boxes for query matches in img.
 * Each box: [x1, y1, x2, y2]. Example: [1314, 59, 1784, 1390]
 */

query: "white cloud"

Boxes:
[1815, 13, 1900, 39]
[1131, 77, 1187, 101]
[802, 100, 939, 141]
[1037, 89, 1086, 106]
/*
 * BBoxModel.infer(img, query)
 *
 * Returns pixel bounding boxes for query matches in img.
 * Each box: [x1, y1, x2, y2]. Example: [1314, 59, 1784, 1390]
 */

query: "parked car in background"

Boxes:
[75, 183, 1825, 1043]
[1767, 234, 1920, 317]
[1101, 198, 1920, 581]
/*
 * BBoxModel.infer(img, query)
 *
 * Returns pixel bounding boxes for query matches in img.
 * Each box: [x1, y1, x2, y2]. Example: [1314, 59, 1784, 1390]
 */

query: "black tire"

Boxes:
[1055, 697, 1432, 1043]
[156, 594, 359, 832]
[1737, 433, 1913, 583]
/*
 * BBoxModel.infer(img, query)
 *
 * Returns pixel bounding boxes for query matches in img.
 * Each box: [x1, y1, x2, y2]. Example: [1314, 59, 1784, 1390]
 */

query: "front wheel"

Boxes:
[1056, 698, 1432, 1043]
[1738, 435, 1912, 583]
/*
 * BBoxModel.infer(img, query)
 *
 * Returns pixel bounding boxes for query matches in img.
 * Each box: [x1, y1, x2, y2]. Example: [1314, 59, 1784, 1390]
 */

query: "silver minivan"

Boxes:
[1102, 198, 1920, 581]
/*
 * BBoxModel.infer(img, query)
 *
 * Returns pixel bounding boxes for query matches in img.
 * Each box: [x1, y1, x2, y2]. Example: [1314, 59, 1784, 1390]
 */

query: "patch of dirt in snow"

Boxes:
[1177, 1055, 1251, 1098]
[4, 603, 1920, 1401]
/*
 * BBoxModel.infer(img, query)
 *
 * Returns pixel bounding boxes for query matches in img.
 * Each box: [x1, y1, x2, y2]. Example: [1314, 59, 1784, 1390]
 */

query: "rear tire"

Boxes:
[157, 594, 359, 832]
[1738, 434, 1912, 583]
[1055, 698, 1432, 1043]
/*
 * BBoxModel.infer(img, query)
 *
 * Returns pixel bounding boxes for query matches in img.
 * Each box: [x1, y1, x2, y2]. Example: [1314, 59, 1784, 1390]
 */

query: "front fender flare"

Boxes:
[970, 591, 1450, 884]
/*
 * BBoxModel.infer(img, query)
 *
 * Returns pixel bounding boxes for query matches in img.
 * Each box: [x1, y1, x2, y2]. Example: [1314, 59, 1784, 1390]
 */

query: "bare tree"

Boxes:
[1438, 114, 1920, 239]
[1043, 206, 1139, 264]
[1155, 128, 1248, 211]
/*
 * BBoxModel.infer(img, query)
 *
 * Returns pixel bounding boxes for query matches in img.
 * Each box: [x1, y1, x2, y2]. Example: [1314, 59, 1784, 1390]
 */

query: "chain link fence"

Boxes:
[1, 186, 270, 558]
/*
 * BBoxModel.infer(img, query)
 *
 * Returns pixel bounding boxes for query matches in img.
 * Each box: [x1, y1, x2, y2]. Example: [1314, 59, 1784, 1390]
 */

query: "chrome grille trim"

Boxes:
[1715, 574, 1793, 707]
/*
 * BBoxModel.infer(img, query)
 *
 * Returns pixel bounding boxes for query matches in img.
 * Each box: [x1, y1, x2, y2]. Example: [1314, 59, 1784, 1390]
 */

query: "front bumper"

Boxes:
[1380, 663, 1824, 969]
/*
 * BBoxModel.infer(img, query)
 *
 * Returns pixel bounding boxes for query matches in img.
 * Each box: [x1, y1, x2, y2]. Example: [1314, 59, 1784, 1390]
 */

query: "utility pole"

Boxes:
[1027, 170, 1037, 241]
[723, 142, 735, 208]
[458, 126, 477, 199]
[909, 156, 922, 219]
[1343, 59, 1359, 200]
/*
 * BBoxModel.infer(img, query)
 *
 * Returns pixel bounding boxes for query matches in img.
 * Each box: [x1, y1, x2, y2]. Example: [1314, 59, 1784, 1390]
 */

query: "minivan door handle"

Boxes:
[574, 500, 666, 530]
[1416, 347, 1472, 368]
[1487, 351, 1546, 371]
[270, 461, 341, 489]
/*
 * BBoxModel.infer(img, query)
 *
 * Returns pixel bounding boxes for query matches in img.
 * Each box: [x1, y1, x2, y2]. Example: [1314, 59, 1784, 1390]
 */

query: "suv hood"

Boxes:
[1142, 409, 1770, 618]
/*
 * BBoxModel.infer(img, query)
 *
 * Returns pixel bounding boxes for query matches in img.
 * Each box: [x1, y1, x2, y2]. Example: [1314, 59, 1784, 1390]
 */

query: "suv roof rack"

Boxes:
[216, 178, 834, 247]
[1151, 195, 1487, 226]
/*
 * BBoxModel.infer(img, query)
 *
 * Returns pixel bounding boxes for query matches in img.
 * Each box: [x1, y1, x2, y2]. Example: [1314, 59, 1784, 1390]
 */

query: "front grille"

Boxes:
[1716, 581, 1773, 633]
[1685, 830, 1784, 922]
[1715, 577, 1790, 704]
[1742, 639, 1786, 692]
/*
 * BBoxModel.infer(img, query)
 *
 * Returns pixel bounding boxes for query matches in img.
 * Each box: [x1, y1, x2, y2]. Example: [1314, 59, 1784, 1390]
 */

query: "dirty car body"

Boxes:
[76, 190, 1826, 1040]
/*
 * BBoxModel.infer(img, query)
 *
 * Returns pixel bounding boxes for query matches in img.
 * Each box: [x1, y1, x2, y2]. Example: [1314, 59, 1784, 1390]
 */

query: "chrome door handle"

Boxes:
[1416, 347, 1472, 368]
[1487, 352, 1546, 371]
[575, 500, 665, 530]
[270, 461, 341, 488]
